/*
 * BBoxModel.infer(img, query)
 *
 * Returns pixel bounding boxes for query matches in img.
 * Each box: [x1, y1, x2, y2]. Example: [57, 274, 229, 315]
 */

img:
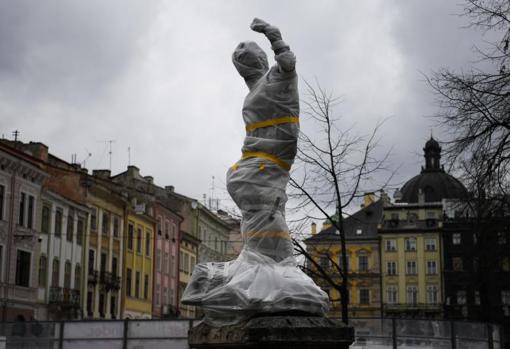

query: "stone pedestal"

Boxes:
[188, 315, 355, 349]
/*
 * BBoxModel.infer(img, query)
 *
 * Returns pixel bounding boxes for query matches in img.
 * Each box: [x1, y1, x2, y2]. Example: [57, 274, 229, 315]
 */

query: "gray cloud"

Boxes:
[0, 0, 495, 213]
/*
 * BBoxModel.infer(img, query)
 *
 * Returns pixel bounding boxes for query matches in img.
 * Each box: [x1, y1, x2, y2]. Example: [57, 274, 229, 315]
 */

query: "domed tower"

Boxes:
[398, 137, 468, 203]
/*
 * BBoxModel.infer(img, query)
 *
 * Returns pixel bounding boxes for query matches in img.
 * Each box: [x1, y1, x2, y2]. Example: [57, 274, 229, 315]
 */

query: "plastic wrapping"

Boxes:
[182, 19, 329, 325]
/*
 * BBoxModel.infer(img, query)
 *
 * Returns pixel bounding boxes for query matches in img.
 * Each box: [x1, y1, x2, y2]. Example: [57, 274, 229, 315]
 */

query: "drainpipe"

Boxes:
[4, 161, 18, 321]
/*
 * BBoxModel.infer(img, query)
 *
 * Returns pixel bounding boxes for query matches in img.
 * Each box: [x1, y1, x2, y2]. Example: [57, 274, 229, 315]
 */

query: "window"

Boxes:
[39, 255, 47, 287]
[111, 257, 118, 277]
[18, 193, 26, 226]
[0, 245, 2, 282]
[475, 290, 481, 305]
[128, 224, 134, 250]
[387, 261, 397, 275]
[126, 268, 132, 297]
[190, 256, 196, 273]
[111, 296, 116, 318]
[502, 257, 510, 272]
[157, 217, 162, 235]
[99, 293, 105, 318]
[387, 286, 397, 304]
[145, 231, 151, 256]
[88, 249, 95, 274]
[164, 252, 169, 274]
[501, 290, 510, 305]
[102, 211, 109, 236]
[64, 261, 71, 289]
[171, 256, 176, 277]
[135, 271, 140, 298]
[77, 216, 84, 245]
[427, 260, 437, 274]
[452, 257, 463, 271]
[405, 238, 417, 251]
[473, 232, 478, 245]
[67, 210, 74, 242]
[356, 229, 363, 235]
[406, 261, 417, 275]
[319, 253, 330, 270]
[41, 205, 51, 234]
[386, 239, 397, 251]
[155, 284, 160, 305]
[90, 207, 97, 231]
[52, 258, 59, 287]
[137, 228, 142, 253]
[156, 250, 161, 272]
[358, 255, 369, 272]
[0, 184, 4, 220]
[184, 253, 190, 273]
[100, 252, 107, 274]
[457, 290, 467, 305]
[498, 232, 507, 245]
[407, 286, 418, 305]
[425, 239, 436, 251]
[55, 208, 63, 237]
[113, 216, 119, 238]
[87, 291, 93, 316]
[359, 288, 370, 305]
[144, 274, 149, 300]
[427, 285, 438, 304]
[452, 233, 461, 245]
[169, 288, 174, 304]
[75, 265, 81, 291]
[27, 195, 34, 229]
[407, 212, 417, 222]
[163, 287, 168, 303]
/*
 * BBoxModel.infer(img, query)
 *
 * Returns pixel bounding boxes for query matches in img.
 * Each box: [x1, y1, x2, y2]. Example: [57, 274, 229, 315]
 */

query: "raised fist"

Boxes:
[250, 18, 282, 42]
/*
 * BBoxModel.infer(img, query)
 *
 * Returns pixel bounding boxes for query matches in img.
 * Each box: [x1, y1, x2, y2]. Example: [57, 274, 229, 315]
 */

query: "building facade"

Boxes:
[0, 142, 46, 321]
[305, 196, 383, 318]
[153, 202, 182, 319]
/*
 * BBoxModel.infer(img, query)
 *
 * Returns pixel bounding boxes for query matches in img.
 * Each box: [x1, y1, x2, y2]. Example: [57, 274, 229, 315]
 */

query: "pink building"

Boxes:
[152, 202, 182, 319]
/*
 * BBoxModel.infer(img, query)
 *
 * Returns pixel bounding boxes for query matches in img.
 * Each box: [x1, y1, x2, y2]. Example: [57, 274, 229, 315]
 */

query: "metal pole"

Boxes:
[487, 323, 494, 349]
[392, 318, 397, 349]
[122, 318, 128, 349]
[58, 321, 64, 349]
[450, 320, 456, 349]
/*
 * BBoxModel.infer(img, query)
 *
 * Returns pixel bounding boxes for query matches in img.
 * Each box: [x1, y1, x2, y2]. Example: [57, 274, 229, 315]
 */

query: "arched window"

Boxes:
[51, 258, 59, 287]
[74, 264, 81, 291]
[38, 255, 47, 287]
[64, 261, 71, 289]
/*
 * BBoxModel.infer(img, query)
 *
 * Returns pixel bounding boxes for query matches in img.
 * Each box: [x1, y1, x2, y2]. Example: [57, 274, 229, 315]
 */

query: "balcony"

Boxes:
[88, 270, 99, 285]
[99, 271, 121, 291]
[49, 287, 80, 308]
[385, 303, 442, 315]
[161, 304, 179, 318]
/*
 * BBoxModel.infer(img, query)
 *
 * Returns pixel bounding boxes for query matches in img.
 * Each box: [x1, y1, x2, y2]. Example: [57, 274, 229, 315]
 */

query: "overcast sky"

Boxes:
[0, 0, 492, 216]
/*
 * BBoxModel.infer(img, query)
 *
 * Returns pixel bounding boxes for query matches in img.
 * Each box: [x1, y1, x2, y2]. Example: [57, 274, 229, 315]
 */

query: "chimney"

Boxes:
[92, 169, 111, 179]
[165, 185, 175, 193]
[363, 192, 375, 208]
[311, 222, 317, 236]
[144, 176, 154, 184]
[127, 165, 140, 179]
[380, 189, 390, 206]
[26, 142, 48, 162]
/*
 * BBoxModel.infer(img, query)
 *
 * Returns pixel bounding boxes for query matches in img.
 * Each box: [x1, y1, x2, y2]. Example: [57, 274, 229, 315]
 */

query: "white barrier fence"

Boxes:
[0, 318, 503, 349]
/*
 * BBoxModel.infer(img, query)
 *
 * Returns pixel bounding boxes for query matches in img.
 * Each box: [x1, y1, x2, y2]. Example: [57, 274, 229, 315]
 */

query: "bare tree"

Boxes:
[289, 80, 393, 324]
[429, 0, 510, 196]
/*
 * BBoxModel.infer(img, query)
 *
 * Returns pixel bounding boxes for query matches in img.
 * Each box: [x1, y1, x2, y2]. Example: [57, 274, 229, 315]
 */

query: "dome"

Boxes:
[398, 136, 468, 203]
[399, 171, 468, 203]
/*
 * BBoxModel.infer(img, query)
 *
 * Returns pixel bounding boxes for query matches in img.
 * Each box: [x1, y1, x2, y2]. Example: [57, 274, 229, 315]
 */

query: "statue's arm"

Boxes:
[250, 18, 296, 73]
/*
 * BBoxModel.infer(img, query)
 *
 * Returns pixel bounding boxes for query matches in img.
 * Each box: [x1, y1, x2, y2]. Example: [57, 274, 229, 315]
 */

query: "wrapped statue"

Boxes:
[182, 18, 329, 325]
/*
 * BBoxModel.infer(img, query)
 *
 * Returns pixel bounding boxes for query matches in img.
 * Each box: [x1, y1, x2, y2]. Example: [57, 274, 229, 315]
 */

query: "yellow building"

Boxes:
[379, 203, 443, 318]
[179, 231, 199, 318]
[305, 196, 383, 318]
[121, 210, 155, 319]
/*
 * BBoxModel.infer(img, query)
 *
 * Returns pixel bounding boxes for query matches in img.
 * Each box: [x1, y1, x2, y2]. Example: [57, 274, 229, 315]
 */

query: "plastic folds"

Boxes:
[181, 20, 329, 325]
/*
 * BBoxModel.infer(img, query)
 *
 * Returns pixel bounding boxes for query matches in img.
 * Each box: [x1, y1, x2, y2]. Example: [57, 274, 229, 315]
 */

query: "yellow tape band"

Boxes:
[245, 231, 291, 240]
[246, 116, 299, 132]
[241, 151, 291, 171]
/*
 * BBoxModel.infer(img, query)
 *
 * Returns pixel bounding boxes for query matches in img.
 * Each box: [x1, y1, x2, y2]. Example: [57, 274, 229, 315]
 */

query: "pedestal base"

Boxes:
[188, 315, 355, 349]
